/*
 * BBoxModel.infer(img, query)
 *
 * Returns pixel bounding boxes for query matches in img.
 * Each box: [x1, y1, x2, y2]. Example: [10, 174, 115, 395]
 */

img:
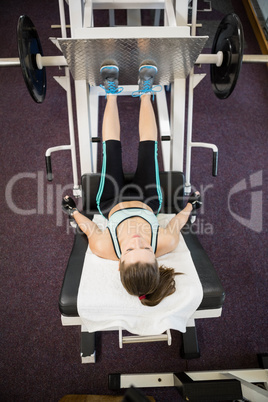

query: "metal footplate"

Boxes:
[58, 27, 208, 85]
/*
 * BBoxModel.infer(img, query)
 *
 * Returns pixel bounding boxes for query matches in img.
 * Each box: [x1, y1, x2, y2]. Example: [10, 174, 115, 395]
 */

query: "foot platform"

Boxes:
[58, 28, 208, 85]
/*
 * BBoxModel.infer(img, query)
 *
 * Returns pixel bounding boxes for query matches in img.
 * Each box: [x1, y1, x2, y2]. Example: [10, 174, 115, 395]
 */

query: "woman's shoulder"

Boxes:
[89, 228, 118, 261]
[156, 227, 179, 257]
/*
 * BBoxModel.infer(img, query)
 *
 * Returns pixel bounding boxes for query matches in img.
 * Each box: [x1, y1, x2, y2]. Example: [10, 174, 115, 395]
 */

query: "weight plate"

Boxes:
[210, 13, 244, 99]
[17, 15, 46, 103]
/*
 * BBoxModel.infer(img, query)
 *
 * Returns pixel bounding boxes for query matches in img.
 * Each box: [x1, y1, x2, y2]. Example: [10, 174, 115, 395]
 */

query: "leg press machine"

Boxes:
[51, 0, 225, 364]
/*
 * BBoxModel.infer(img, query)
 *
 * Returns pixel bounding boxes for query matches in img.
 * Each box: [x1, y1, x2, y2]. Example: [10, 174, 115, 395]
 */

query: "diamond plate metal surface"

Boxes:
[58, 36, 208, 85]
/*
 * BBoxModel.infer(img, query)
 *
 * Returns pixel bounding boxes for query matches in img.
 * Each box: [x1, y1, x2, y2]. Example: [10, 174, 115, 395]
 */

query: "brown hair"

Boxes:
[119, 259, 181, 307]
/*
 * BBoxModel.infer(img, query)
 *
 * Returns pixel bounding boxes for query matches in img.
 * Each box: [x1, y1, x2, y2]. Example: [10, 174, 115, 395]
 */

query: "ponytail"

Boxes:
[119, 260, 181, 307]
[142, 266, 180, 306]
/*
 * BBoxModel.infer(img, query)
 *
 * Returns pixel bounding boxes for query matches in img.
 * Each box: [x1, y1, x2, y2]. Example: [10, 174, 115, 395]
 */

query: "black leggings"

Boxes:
[96, 140, 163, 218]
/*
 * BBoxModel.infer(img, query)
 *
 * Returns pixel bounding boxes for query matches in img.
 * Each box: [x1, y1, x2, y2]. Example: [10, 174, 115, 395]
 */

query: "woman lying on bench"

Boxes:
[62, 61, 201, 306]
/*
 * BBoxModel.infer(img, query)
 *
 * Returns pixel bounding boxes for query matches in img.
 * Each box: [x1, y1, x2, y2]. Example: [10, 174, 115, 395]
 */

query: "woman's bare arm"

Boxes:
[165, 191, 202, 236]
[165, 203, 193, 235]
[72, 210, 101, 238]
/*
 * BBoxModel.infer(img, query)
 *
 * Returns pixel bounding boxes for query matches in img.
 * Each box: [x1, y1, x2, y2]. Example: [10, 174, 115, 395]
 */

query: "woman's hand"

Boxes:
[62, 195, 78, 217]
[187, 191, 202, 211]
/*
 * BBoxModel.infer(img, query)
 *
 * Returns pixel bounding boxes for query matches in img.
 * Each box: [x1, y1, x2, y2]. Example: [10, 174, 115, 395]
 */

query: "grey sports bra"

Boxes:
[107, 208, 159, 259]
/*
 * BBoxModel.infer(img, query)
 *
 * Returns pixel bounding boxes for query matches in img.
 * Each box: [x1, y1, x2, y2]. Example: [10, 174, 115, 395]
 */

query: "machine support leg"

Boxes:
[181, 323, 200, 359]
[81, 327, 96, 363]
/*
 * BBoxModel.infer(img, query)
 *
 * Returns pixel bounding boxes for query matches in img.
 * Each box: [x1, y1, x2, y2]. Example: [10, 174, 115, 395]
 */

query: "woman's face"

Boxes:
[120, 235, 156, 266]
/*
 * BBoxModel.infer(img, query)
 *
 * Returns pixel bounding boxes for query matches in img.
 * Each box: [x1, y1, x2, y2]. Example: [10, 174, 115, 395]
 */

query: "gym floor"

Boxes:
[0, 1, 267, 401]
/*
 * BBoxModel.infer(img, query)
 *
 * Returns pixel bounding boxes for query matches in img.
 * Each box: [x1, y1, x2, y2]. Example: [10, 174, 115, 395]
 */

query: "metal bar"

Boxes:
[175, 0, 189, 26]
[121, 329, 171, 346]
[187, 369, 268, 383]
[71, 25, 191, 39]
[45, 145, 71, 156]
[61, 315, 83, 326]
[188, 0, 212, 13]
[185, 0, 198, 191]
[65, 69, 80, 192]
[0, 58, 20, 67]
[68, 0, 84, 36]
[154, 9, 161, 26]
[190, 142, 218, 152]
[192, 307, 222, 319]
[74, 80, 93, 175]
[170, 79, 186, 172]
[1, 54, 267, 70]
[92, 0, 165, 9]
[122, 334, 169, 344]
[58, 0, 68, 38]
[186, 142, 218, 182]
[51, 24, 71, 29]
[196, 53, 268, 65]
[156, 89, 171, 171]
[127, 9, 141, 26]
[120, 373, 175, 388]
[84, 0, 93, 28]
[89, 86, 100, 173]
[243, 54, 268, 62]
[165, 0, 177, 27]
[191, 0, 198, 36]
[185, 69, 195, 191]
[36, 55, 67, 69]
[109, 9, 115, 26]
[196, 52, 223, 66]
[58, 0, 79, 191]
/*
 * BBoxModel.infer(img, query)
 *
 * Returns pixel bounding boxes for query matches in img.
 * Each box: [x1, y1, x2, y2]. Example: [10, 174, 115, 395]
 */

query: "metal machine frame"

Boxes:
[50, 0, 224, 363]
[109, 367, 268, 401]
[48, 0, 218, 197]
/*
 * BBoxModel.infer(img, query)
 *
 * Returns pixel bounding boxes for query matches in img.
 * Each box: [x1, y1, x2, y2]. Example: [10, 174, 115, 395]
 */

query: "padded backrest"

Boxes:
[81, 171, 185, 215]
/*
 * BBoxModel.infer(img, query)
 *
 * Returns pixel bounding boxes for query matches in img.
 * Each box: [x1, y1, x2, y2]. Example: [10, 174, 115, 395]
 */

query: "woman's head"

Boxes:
[119, 259, 179, 307]
[119, 234, 180, 306]
[120, 234, 156, 266]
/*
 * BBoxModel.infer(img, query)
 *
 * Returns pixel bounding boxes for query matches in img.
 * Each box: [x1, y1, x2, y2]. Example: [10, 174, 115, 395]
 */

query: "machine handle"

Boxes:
[212, 151, 218, 177]
[45, 155, 53, 181]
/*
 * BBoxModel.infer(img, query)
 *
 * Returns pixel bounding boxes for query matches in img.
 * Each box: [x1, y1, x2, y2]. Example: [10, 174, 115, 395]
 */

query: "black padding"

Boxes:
[182, 224, 225, 310]
[82, 171, 185, 215]
[59, 228, 88, 316]
[59, 172, 225, 317]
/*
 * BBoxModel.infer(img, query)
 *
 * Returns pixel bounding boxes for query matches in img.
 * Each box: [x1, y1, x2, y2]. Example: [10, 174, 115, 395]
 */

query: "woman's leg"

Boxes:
[102, 94, 120, 141]
[132, 94, 162, 213]
[139, 94, 157, 141]
[96, 95, 124, 217]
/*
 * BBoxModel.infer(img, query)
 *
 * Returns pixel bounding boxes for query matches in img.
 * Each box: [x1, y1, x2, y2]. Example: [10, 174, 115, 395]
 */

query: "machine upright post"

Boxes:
[68, 0, 94, 176]
[185, 0, 198, 193]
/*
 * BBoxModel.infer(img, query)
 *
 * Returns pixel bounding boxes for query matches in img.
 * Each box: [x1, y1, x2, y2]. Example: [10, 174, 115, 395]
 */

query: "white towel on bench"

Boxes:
[77, 214, 203, 336]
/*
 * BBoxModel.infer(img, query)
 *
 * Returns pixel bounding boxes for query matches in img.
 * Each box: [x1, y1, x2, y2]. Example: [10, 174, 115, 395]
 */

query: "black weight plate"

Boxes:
[210, 13, 244, 99]
[17, 15, 46, 103]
